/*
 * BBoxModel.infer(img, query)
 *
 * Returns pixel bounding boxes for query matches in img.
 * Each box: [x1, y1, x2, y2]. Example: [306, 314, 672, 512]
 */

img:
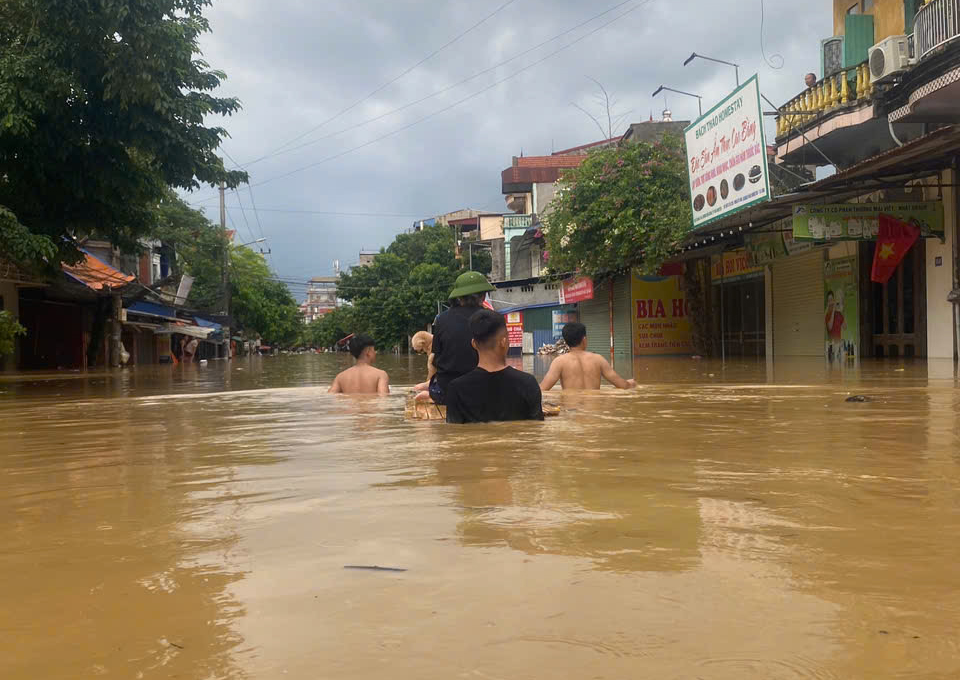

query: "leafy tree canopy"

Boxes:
[542, 136, 691, 278]
[153, 194, 301, 346]
[0, 0, 246, 266]
[335, 225, 484, 349]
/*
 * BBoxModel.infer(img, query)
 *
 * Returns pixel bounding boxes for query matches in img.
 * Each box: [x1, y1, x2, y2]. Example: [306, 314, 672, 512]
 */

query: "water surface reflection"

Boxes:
[1, 355, 959, 678]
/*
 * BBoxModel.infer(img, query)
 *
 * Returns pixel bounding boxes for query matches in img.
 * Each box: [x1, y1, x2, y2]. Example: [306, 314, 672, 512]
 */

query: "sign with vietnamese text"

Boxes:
[685, 75, 770, 229]
[793, 201, 943, 240]
[631, 273, 693, 355]
[558, 276, 595, 304]
[506, 311, 524, 348]
[710, 249, 764, 283]
[551, 308, 578, 341]
[824, 257, 859, 363]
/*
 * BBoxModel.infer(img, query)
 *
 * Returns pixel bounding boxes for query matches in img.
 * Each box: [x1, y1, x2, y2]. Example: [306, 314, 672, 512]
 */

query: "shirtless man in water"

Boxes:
[539, 322, 636, 391]
[329, 334, 390, 395]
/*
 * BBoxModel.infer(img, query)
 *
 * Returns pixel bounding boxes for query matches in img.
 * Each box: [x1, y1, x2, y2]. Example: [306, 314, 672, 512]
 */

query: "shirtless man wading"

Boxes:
[329, 334, 390, 395]
[539, 322, 636, 392]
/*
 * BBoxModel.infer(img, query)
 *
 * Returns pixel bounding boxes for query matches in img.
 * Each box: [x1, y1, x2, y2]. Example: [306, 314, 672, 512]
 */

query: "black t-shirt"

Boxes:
[445, 367, 544, 424]
[431, 305, 480, 397]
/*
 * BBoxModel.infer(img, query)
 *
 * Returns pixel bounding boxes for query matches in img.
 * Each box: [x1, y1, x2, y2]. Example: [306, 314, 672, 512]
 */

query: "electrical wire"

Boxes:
[188, 0, 643, 207]
[237, 0, 635, 169]
[256, 0, 522, 163]
[759, 0, 784, 70]
[243, 0, 649, 191]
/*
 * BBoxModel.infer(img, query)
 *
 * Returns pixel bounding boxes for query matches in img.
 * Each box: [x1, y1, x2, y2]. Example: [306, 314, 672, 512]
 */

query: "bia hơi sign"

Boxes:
[685, 75, 771, 230]
[631, 273, 693, 355]
[792, 201, 943, 240]
[824, 256, 859, 364]
[505, 311, 524, 348]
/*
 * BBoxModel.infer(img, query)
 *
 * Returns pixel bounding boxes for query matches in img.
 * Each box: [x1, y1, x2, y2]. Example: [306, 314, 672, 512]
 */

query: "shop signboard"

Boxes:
[685, 75, 770, 229]
[745, 228, 788, 266]
[551, 308, 578, 340]
[558, 276, 594, 304]
[793, 201, 943, 240]
[710, 249, 764, 283]
[823, 256, 859, 364]
[631, 273, 693, 355]
[506, 311, 524, 348]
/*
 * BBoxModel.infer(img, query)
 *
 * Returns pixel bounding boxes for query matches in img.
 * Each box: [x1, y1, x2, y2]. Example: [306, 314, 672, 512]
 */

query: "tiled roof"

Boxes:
[62, 250, 135, 291]
[515, 155, 587, 168]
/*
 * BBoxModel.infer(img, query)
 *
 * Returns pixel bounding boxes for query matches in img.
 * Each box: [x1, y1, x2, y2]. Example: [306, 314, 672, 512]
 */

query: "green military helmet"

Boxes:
[448, 270, 495, 299]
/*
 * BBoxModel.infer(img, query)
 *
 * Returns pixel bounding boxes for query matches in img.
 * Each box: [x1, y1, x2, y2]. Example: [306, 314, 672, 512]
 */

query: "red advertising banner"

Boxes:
[506, 312, 524, 348]
[559, 277, 594, 304]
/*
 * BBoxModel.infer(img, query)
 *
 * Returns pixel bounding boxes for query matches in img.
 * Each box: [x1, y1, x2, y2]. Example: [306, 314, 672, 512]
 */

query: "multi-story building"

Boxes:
[301, 276, 338, 323]
[676, 0, 960, 363]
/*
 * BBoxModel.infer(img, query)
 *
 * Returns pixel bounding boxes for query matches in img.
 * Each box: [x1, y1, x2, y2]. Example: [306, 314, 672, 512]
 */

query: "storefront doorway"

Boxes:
[714, 277, 766, 357]
[860, 240, 927, 358]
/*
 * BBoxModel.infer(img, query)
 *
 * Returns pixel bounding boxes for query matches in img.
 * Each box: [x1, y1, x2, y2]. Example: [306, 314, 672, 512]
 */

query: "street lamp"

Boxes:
[684, 52, 740, 87]
[238, 238, 266, 247]
[652, 85, 702, 117]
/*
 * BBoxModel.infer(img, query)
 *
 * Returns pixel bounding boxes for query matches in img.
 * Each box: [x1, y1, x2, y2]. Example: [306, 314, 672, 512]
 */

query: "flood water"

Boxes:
[2, 354, 960, 679]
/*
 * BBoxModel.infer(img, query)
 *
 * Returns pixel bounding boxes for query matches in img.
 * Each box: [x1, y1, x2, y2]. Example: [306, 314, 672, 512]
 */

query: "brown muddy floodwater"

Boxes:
[2, 354, 960, 679]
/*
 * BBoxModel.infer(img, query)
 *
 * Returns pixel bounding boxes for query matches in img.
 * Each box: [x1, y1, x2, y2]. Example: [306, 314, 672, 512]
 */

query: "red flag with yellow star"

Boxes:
[871, 214, 920, 284]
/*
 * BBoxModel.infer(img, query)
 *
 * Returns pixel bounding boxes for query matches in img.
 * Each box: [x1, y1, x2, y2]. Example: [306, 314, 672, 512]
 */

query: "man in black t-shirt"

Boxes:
[445, 309, 544, 424]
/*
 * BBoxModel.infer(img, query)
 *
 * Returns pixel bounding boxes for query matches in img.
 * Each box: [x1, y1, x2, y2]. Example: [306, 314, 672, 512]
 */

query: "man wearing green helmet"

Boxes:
[427, 271, 496, 405]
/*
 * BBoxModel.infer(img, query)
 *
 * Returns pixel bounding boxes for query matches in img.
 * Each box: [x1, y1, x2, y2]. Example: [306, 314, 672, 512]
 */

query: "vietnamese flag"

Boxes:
[871, 214, 920, 284]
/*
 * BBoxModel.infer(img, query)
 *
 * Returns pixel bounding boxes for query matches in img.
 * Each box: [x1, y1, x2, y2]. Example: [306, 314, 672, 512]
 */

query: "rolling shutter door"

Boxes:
[613, 274, 633, 356]
[772, 251, 825, 357]
[581, 282, 610, 355]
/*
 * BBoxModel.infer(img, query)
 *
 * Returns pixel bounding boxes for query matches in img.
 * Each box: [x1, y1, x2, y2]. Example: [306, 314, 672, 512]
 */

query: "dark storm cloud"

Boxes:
[190, 0, 832, 282]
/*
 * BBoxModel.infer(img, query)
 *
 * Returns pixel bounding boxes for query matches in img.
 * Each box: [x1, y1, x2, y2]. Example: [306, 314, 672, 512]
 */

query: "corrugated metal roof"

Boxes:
[61, 249, 135, 291]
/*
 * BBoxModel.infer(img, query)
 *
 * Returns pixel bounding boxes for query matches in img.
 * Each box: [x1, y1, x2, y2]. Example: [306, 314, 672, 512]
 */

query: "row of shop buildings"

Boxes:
[0, 243, 233, 371]
[489, 0, 960, 364]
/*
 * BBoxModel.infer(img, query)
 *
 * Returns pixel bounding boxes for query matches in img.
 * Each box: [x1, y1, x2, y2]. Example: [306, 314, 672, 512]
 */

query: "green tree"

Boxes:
[336, 225, 466, 349]
[542, 136, 690, 278]
[153, 195, 301, 345]
[301, 306, 365, 348]
[0, 0, 246, 267]
[0, 310, 25, 357]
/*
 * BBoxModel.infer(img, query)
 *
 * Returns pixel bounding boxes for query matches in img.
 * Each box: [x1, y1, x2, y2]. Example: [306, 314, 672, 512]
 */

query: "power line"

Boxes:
[188, 0, 643, 207]
[253, 0, 521, 164]
[238, 0, 635, 168]
[243, 0, 649, 191]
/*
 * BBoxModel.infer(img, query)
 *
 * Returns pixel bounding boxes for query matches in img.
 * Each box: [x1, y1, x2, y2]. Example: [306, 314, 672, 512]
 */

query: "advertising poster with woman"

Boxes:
[824, 257, 859, 364]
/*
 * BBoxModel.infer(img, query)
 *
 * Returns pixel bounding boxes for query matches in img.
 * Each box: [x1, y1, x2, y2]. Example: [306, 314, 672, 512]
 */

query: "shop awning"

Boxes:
[194, 317, 222, 330]
[127, 300, 179, 321]
[62, 249, 135, 291]
[153, 323, 216, 339]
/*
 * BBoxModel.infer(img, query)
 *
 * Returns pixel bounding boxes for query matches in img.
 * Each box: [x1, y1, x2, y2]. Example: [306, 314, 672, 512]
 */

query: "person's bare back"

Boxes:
[539, 323, 635, 392]
[330, 363, 389, 395]
[329, 334, 390, 395]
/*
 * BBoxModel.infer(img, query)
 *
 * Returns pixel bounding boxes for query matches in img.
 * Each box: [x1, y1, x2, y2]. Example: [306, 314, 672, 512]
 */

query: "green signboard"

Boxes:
[793, 201, 943, 241]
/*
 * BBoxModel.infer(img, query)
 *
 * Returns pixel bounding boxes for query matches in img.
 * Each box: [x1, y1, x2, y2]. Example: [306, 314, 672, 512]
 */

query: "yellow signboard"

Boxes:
[631, 273, 693, 355]
[710, 249, 764, 283]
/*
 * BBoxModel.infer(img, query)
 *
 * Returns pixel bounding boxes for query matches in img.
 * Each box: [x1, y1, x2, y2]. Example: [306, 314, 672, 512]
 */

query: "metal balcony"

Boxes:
[775, 60, 874, 140]
[915, 0, 960, 60]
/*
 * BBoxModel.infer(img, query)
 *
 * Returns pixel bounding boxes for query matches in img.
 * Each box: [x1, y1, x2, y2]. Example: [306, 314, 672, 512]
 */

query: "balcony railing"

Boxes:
[776, 61, 874, 139]
[915, 0, 960, 61]
[503, 213, 533, 231]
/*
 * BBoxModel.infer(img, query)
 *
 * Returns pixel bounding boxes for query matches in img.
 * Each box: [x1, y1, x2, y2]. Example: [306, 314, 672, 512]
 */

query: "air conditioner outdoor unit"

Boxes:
[869, 35, 912, 83]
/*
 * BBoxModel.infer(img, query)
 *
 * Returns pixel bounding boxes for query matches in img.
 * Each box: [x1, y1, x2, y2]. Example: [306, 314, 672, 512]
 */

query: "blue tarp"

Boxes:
[194, 317, 222, 330]
[128, 301, 178, 320]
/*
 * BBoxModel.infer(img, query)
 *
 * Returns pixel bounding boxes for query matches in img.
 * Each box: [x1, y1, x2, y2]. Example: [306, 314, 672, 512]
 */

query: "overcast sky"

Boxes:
[187, 0, 833, 287]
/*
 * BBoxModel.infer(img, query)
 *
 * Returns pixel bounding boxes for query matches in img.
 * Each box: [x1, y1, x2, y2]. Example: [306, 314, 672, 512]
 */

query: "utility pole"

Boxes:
[220, 180, 231, 360]
[469, 242, 473, 271]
